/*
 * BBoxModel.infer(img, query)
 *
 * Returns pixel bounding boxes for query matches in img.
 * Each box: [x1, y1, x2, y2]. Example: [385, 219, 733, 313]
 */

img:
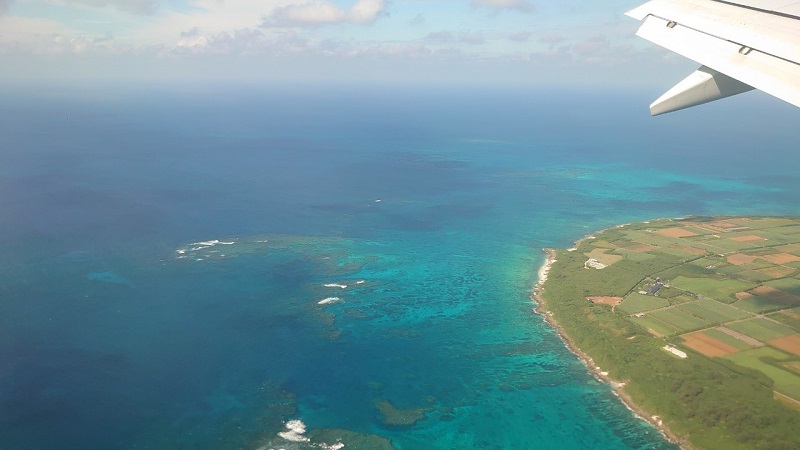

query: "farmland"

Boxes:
[538, 216, 800, 450]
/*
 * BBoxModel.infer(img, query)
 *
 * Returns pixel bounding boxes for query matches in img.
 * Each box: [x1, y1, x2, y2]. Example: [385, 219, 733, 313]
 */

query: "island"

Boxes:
[534, 216, 800, 450]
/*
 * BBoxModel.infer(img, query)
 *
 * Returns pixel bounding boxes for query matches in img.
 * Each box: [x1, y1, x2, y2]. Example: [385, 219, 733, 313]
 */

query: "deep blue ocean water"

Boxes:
[1, 84, 799, 449]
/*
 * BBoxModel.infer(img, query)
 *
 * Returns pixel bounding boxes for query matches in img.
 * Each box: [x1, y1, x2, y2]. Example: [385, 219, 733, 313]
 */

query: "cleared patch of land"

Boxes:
[587, 296, 622, 307]
[769, 334, 800, 357]
[763, 253, 800, 264]
[682, 331, 738, 357]
[728, 253, 757, 265]
[618, 292, 669, 314]
[658, 227, 699, 238]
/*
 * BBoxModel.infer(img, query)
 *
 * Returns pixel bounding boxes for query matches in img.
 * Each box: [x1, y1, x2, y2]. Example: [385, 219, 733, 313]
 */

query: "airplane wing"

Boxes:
[626, 0, 800, 115]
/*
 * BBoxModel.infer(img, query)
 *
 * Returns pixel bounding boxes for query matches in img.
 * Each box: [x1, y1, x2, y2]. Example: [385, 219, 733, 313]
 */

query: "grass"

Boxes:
[746, 218, 799, 229]
[769, 225, 800, 235]
[766, 278, 800, 296]
[678, 302, 736, 324]
[671, 276, 756, 302]
[725, 347, 800, 400]
[735, 295, 796, 314]
[612, 248, 655, 261]
[649, 308, 711, 332]
[726, 318, 797, 342]
[618, 292, 669, 314]
[693, 298, 752, 320]
[703, 328, 755, 351]
[689, 256, 726, 269]
[771, 309, 800, 330]
[733, 270, 778, 283]
[630, 315, 681, 336]
[692, 237, 759, 252]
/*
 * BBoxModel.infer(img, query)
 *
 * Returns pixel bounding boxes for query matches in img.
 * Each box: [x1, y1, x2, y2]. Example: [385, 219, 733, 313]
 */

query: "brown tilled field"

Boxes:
[763, 253, 800, 264]
[759, 266, 797, 279]
[731, 235, 765, 242]
[658, 227, 699, 238]
[769, 334, 800, 357]
[728, 253, 758, 265]
[682, 332, 739, 357]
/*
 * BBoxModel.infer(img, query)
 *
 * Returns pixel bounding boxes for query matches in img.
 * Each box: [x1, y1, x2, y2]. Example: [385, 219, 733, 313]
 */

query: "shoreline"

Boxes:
[531, 248, 686, 448]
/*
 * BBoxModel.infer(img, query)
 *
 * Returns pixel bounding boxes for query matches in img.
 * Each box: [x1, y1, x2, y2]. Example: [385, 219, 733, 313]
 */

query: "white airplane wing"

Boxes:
[626, 0, 800, 115]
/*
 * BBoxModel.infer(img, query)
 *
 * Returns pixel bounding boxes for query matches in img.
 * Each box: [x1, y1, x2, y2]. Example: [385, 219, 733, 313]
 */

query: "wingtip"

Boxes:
[649, 66, 754, 116]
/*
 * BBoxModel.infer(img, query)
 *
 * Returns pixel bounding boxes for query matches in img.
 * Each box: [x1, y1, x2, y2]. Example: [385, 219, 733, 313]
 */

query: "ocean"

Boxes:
[1, 83, 798, 449]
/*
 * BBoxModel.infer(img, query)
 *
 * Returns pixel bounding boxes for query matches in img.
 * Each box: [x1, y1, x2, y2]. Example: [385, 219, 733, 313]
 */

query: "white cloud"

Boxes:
[349, 0, 384, 24]
[471, 0, 533, 13]
[268, 2, 346, 26]
[129, 0, 283, 47]
[264, 0, 386, 27]
[0, 16, 75, 47]
[51, 0, 159, 15]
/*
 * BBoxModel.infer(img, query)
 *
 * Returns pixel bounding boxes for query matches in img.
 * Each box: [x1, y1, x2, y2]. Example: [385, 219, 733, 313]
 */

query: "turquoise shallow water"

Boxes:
[1, 85, 798, 449]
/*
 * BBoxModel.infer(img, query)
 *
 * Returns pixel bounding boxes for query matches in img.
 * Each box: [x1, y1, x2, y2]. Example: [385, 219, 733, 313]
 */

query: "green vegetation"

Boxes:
[703, 328, 754, 351]
[678, 300, 751, 324]
[650, 308, 711, 332]
[726, 318, 795, 342]
[671, 276, 756, 302]
[735, 295, 797, 313]
[772, 309, 800, 329]
[539, 216, 800, 450]
[766, 278, 800, 296]
[726, 348, 800, 399]
[618, 293, 669, 314]
[630, 315, 680, 337]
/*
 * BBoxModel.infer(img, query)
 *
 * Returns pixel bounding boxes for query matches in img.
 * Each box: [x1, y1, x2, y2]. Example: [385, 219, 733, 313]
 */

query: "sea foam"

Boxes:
[318, 297, 341, 305]
[192, 239, 235, 247]
[277, 419, 310, 442]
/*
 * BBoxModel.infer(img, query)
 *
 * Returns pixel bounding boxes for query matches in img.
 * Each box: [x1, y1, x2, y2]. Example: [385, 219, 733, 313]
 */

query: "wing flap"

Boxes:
[633, 9, 800, 110]
[627, 0, 800, 63]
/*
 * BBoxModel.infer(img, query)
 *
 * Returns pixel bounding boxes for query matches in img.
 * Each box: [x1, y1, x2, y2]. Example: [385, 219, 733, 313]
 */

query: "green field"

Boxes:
[611, 248, 655, 261]
[692, 237, 758, 252]
[671, 276, 756, 302]
[747, 218, 799, 229]
[770, 224, 800, 235]
[703, 328, 755, 351]
[689, 256, 726, 269]
[734, 270, 778, 283]
[648, 307, 711, 332]
[630, 315, 681, 336]
[693, 298, 752, 320]
[678, 302, 738, 324]
[726, 317, 796, 342]
[766, 278, 800, 296]
[618, 292, 669, 314]
[771, 309, 800, 330]
[735, 295, 796, 313]
[725, 347, 800, 400]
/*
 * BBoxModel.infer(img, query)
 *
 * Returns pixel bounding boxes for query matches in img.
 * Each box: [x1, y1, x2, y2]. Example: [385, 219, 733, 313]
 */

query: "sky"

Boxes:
[0, 0, 694, 85]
